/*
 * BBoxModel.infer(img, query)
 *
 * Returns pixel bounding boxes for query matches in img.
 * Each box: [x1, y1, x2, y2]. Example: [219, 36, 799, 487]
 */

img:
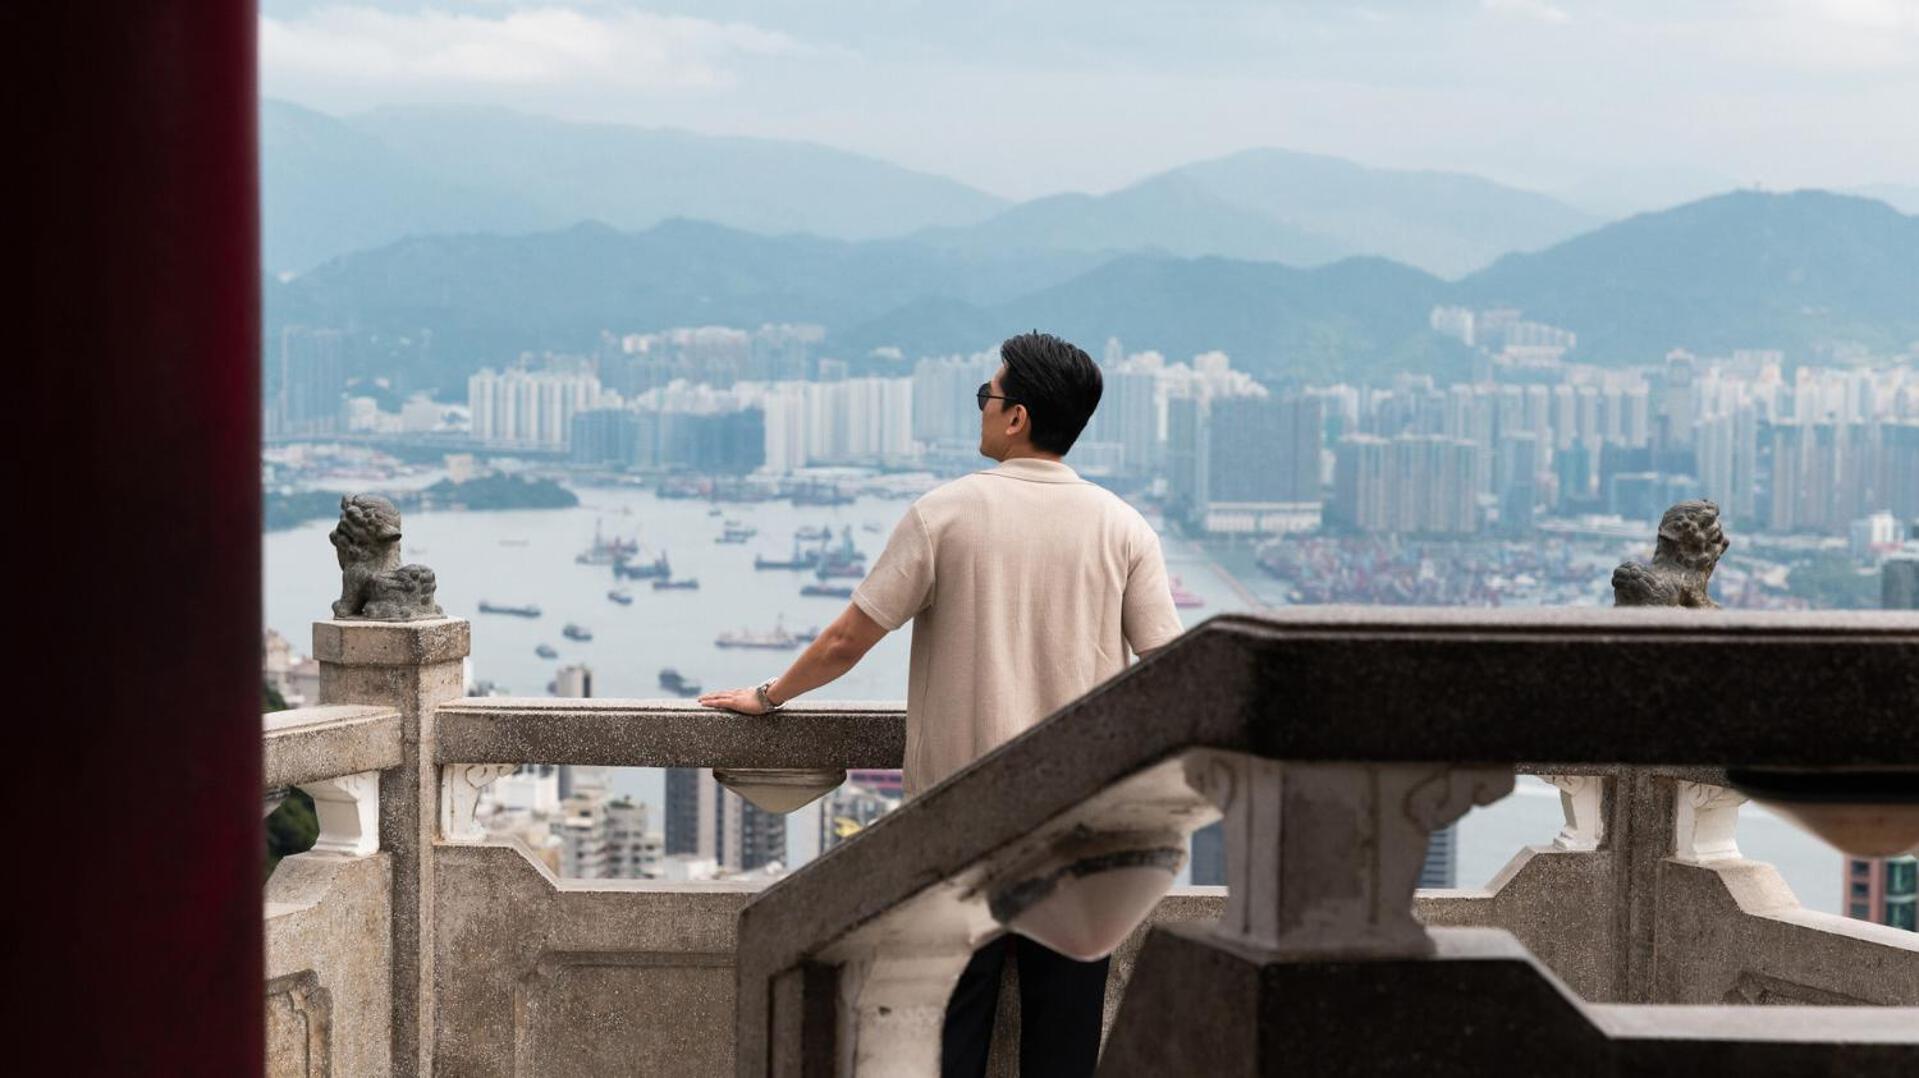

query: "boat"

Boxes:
[562, 623, 593, 642]
[861, 522, 884, 534]
[479, 600, 542, 617]
[576, 520, 641, 565]
[795, 524, 832, 542]
[535, 644, 558, 659]
[756, 545, 822, 571]
[789, 481, 855, 507]
[716, 521, 758, 544]
[659, 668, 702, 697]
[801, 583, 855, 599]
[653, 578, 700, 591]
[1169, 576, 1206, 609]
[795, 626, 821, 642]
[706, 507, 724, 517]
[715, 618, 803, 650]
[613, 552, 672, 580]
[607, 588, 633, 605]
[814, 528, 868, 579]
[657, 478, 707, 500]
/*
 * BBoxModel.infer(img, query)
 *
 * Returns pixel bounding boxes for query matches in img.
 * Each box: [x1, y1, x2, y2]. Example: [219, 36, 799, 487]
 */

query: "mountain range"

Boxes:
[262, 100, 1009, 275]
[265, 101, 1597, 278]
[268, 189, 1918, 391]
[916, 149, 1601, 278]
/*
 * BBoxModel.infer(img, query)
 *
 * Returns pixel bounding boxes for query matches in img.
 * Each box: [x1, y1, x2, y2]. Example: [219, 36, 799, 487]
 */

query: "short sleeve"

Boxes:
[1122, 521, 1184, 656]
[852, 505, 936, 631]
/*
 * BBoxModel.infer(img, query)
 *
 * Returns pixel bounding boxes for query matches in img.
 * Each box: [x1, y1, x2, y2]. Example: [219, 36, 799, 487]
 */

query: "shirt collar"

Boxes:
[984, 457, 1082, 484]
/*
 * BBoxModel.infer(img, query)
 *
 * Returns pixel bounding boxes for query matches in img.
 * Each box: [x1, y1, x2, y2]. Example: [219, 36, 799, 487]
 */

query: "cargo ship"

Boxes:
[613, 552, 672, 580]
[715, 619, 802, 650]
[562, 623, 593, 642]
[575, 521, 640, 565]
[658, 668, 702, 697]
[801, 583, 855, 599]
[756, 544, 823, 571]
[479, 600, 541, 617]
[813, 528, 867, 579]
[535, 644, 558, 659]
[653, 578, 700, 591]
[607, 588, 633, 605]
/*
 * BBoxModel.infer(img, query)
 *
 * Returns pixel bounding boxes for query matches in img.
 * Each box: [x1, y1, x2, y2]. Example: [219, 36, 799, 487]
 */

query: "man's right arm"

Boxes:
[1121, 521, 1184, 660]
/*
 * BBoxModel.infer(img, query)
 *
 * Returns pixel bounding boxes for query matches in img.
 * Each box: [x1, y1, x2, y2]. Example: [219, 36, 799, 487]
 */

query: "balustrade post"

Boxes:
[315, 617, 470, 1078]
[300, 771, 383, 857]
[1185, 751, 1512, 957]
[1542, 774, 1609, 852]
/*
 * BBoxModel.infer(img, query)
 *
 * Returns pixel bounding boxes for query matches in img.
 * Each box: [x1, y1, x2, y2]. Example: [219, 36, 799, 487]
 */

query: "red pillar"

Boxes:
[19, 4, 262, 1073]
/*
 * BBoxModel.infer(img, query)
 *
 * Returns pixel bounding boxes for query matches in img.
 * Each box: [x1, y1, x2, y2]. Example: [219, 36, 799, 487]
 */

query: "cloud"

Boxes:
[1480, 0, 1571, 24]
[260, 4, 816, 94]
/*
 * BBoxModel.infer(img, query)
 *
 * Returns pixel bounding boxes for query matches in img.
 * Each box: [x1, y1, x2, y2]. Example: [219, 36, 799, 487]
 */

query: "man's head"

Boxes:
[978, 331, 1103, 461]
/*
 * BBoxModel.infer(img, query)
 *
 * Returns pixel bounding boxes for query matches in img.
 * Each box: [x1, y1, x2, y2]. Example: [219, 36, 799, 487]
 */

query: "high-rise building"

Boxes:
[1886, 556, 1919, 611]
[570, 409, 641, 468]
[1108, 367, 1160, 476]
[663, 768, 787, 874]
[1843, 856, 1916, 931]
[1421, 826, 1458, 889]
[1165, 394, 1205, 518]
[911, 353, 998, 448]
[557, 794, 609, 879]
[760, 377, 916, 472]
[604, 798, 663, 880]
[1203, 394, 1322, 505]
[1886, 423, 1919, 522]
[271, 326, 346, 436]
[1331, 434, 1476, 535]
[469, 366, 609, 448]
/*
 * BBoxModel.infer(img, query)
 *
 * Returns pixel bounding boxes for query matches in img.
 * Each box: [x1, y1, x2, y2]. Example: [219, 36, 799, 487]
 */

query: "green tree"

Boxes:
[263, 680, 318, 877]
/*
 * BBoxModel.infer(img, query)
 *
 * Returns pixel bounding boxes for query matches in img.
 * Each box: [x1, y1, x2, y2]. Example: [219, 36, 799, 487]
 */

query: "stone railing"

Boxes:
[264, 618, 1217, 1077]
[265, 703, 402, 1077]
[264, 609, 1919, 1076]
[734, 609, 1919, 1076]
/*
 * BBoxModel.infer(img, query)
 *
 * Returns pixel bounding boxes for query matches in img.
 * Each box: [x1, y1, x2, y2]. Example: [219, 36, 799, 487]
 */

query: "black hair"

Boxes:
[997, 331, 1102, 456]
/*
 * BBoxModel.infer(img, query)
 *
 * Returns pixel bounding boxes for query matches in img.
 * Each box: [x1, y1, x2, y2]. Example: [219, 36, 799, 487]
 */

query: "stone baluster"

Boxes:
[301, 771, 383, 857]
[1672, 780, 1748, 864]
[829, 929, 985, 1077]
[1541, 773, 1608, 852]
[315, 617, 469, 1078]
[440, 763, 516, 843]
[1184, 751, 1513, 957]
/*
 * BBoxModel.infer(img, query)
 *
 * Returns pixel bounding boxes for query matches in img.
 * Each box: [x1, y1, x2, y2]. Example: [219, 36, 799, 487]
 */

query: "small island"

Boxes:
[266, 473, 579, 531]
[416, 473, 579, 512]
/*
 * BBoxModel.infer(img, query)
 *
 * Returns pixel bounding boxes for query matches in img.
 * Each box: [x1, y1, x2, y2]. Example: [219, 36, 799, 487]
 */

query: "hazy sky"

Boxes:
[260, 1, 1918, 209]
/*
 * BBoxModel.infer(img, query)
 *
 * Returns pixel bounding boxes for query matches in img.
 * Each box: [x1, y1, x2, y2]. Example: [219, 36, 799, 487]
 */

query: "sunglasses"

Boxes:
[977, 382, 1021, 412]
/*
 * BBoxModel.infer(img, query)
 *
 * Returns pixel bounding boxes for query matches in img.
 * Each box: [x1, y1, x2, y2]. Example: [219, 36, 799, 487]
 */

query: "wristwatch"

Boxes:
[754, 679, 785, 713]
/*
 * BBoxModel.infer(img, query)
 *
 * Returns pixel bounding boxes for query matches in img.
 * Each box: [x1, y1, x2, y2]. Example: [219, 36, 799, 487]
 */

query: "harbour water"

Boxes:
[263, 481, 1841, 911]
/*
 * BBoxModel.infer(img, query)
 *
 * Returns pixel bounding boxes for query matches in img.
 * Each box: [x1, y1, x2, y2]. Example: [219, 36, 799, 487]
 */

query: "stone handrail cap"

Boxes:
[312, 617, 470, 667]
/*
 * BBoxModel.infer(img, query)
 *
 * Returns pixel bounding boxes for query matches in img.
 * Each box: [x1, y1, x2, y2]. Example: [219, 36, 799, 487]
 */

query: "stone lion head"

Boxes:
[328, 494, 404, 566]
[1655, 499, 1729, 572]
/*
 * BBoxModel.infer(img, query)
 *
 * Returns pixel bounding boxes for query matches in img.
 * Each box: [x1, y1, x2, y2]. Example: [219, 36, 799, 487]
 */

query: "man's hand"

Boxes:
[696, 604, 888, 716]
[699, 687, 772, 715]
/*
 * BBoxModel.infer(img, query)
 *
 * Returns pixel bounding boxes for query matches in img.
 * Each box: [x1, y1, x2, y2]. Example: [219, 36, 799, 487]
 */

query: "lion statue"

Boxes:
[1611, 499, 1730, 608]
[329, 494, 443, 620]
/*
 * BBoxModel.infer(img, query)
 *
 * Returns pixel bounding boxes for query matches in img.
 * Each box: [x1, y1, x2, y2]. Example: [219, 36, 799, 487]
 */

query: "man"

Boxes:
[700, 330, 1184, 1076]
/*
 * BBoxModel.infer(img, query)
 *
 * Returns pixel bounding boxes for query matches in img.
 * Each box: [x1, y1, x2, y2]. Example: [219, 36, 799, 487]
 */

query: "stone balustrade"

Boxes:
[264, 608, 1919, 1077]
[265, 703, 404, 1077]
[735, 609, 1919, 1077]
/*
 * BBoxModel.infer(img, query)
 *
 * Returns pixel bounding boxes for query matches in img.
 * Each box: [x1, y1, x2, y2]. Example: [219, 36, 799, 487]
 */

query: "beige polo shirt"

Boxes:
[852, 457, 1185, 796]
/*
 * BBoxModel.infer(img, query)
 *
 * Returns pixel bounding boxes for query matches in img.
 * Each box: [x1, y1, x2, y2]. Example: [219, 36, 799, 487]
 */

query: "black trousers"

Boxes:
[941, 935, 1111, 1078]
